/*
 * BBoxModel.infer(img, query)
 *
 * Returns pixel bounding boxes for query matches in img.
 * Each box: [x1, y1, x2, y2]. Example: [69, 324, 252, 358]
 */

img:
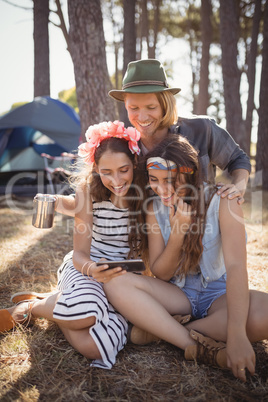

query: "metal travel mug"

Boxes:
[32, 195, 56, 229]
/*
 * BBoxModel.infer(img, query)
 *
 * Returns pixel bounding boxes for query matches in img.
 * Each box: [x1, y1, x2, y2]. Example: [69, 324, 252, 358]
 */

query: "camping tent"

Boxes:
[0, 96, 81, 173]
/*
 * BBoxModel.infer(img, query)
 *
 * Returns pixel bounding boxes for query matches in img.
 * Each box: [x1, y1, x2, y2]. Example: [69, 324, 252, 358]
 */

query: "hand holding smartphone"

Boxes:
[96, 259, 145, 272]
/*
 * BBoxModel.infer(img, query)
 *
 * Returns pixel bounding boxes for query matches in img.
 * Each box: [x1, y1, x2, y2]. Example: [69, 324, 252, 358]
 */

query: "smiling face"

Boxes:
[148, 168, 187, 207]
[96, 150, 134, 204]
[124, 93, 164, 140]
[148, 169, 177, 206]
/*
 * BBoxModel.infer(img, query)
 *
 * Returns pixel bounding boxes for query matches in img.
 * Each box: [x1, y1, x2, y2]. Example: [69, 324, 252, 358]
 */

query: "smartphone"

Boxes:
[96, 259, 145, 272]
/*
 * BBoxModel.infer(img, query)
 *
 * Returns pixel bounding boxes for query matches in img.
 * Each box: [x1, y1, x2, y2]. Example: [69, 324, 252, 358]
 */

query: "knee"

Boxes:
[247, 292, 268, 339]
[248, 307, 267, 331]
[104, 273, 129, 296]
[104, 273, 142, 308]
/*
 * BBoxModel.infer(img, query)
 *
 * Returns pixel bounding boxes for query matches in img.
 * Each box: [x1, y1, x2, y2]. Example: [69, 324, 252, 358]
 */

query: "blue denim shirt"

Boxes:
[152, 190, 225, 288]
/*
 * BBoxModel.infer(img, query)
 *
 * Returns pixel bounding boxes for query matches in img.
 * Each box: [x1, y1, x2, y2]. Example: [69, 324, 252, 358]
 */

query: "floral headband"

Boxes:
[78, 120, 141, 164]
[147, 157, 194, 174]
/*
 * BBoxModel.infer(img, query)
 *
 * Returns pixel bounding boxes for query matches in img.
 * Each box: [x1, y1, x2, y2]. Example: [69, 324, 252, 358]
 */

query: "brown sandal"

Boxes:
[11, 291, 52, 304]
[0, 309, 15, 332]
[0, 300, 36, 333]
[184, 329, 227, 368]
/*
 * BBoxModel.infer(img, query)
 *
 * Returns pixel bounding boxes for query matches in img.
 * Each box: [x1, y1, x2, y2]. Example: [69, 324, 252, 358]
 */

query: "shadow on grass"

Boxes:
[0, 209, 73, 305]
[1, 325, 268, 401]
[0, 201, 268, 401]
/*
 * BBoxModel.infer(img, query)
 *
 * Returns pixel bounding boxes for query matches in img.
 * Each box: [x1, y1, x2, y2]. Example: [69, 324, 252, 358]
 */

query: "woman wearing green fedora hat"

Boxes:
[108, 59, 251, 206]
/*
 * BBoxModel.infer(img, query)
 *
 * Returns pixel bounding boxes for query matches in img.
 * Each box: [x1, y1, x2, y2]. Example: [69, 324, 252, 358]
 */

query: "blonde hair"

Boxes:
[156, 91, 178, 128]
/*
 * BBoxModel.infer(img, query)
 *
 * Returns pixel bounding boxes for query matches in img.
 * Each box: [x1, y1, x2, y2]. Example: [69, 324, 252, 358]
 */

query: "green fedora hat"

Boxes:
[108, 59, 181, 102]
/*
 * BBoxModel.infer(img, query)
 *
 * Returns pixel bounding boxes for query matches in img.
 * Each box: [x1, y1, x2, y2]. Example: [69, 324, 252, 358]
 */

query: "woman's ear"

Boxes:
[94, 163, 99, 174]
[133, 155, 138, 168]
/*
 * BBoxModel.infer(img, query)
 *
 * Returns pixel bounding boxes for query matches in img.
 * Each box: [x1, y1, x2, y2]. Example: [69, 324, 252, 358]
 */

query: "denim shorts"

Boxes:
[180, 273, 227, 319]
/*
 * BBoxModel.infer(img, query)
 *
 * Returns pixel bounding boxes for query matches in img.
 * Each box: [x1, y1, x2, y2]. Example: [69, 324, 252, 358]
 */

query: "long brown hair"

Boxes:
[71, 137, 146, 260]
[138, 134, 217, 277]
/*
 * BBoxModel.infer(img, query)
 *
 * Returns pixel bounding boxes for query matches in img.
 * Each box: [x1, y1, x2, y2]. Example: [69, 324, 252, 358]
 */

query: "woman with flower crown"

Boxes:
[0, 121, 145, 369]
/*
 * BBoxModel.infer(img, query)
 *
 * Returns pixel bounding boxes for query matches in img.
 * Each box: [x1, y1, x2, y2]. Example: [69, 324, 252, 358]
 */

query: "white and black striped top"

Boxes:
[90, 199, 130, 261]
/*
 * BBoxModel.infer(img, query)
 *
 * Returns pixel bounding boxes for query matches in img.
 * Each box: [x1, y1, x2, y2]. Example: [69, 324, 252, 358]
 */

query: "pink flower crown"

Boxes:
[78, 120, 141, 164]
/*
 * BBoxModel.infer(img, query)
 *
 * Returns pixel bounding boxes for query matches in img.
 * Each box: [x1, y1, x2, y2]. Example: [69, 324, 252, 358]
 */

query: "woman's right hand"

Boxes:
[226, 333, 256, 382]
[169, 198, 192, 237]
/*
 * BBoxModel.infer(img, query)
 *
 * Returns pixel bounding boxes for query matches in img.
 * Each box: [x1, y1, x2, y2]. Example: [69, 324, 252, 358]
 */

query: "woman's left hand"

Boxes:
[226, 334, 256, 381]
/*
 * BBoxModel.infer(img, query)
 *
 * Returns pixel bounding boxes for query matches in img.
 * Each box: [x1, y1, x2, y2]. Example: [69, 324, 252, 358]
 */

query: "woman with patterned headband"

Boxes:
[0, 120, 146, 369]
[104, 134, 268, 382]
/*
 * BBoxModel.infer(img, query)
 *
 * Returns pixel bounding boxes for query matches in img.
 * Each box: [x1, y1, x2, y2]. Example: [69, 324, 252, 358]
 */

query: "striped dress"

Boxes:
[53, 199, 129, 369]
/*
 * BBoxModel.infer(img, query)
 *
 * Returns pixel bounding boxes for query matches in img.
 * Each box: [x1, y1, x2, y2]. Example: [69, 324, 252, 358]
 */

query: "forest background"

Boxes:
[1, 0, 268, 189]
[0, 1, 268, 400]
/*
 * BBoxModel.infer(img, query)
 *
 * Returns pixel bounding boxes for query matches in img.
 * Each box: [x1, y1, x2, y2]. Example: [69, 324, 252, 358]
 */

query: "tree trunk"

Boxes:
[219, 0, 245, 148]
[136, 0, 142, 59]
[67, 0, 116, 141]
[119, 0, 137, 126]
[185, 2, 201, 114]
[196, 0, 212, 115]
[33, 0, 50, 98]
[256, 1, 268, 190]
[123, 0, 136, 74]
[245, 0, 262, 157]
[149, 0, 161, 59]
[141, 0, 150, 56]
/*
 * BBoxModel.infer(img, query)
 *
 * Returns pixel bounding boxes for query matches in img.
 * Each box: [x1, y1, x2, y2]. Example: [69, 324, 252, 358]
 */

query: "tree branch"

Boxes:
[1, 0, 32, 10]
[54, 0, 70, 51]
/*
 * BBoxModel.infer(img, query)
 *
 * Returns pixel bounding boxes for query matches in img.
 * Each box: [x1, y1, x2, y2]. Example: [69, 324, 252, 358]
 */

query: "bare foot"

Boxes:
[7, 301, 35, 324]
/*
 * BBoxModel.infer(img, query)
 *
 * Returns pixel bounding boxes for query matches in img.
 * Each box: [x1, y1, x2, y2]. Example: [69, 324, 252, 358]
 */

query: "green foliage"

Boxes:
[58, 87, 79, 113]
[160, 0, 202, 41]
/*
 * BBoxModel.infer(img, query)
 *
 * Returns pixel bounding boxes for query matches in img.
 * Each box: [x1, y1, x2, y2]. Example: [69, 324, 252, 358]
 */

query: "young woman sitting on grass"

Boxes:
[0, 120, 145, 369]
[104, 134, 268, 382]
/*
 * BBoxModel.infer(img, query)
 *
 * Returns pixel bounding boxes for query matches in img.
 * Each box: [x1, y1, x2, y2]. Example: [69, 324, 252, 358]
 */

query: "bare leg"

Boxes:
[185, 289, 268, 343]
[31, 293, 97, 330]
[59, 326, 101, 359]
[105, 274, 268, 347]
[245, 289, 268, 342]
[6, 293, 101, 359]
[185, 294, 228, 341]
[104, 273, 196, 350]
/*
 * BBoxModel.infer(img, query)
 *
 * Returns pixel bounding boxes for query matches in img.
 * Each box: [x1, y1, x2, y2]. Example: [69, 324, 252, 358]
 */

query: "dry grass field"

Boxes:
[0, 187, 267, 402]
